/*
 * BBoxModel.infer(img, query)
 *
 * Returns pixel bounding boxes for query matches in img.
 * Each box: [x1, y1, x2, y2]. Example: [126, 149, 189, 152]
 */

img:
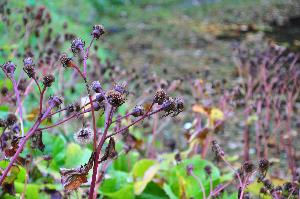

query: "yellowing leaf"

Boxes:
[246, 114, 258, 125]
[178, 174, 187, 199]
[208, 108, 224, 128]
[192, 104, 208, 115]
[134, 164, 159, 195]
[210, 108, 224, 121]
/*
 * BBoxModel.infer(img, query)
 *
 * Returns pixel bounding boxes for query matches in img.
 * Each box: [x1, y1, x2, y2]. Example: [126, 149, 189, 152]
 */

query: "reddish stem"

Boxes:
[0, 105, 54, 185]
[89, 106, 114, 199]
[106, 107, 163, 139]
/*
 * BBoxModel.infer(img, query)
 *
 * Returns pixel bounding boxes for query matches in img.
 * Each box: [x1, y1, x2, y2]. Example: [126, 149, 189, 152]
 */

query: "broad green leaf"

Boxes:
[104, 184, 134, 199]
[134, 164, 159, 195]
[167, 156, 220, 198]
[163, 183, 178, 199]
[100, 170, 130, 194]
[65, 143, 92, 168]
[113, 151, 139, 172]
[0, 161, 26, 184]
[137, 182, 169, 199]
[132, 159, 156, 178]
[247, 182, 272, 199]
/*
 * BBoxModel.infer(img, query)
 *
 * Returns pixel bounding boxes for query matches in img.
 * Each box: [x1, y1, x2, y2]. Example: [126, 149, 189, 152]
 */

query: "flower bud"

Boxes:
[3, 61, 16, 75]
[91, 81, 102, 93]
[153, 89, 167, 105]
[91, 25, 105, 39]
[74, 128, 93, 145]
[23, 57, 35, 78]
[43, 74, 55, 87]
[71, 38, 85, 55]
[132, 106, 144, 117]
[106, 90, 126, 107]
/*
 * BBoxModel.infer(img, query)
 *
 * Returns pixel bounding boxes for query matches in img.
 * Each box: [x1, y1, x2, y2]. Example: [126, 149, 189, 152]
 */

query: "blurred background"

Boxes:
[0, 0, 300, 198]
[1, 0, 300, 78]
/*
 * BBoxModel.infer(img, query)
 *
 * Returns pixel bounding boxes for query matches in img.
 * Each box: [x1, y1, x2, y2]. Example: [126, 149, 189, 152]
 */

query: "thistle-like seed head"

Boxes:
[48, 95, 63, 107]
[106, 90, 126, 107]
[91, 81, 102, 93]
[74, 128, 93, 145]
[60, 53, 72, 68]
[23, 57, 35, 78]
[132, 105, 145, 117]
[92, 25, 105, 39]
[3, 61, 16, 75]
[71, 38, 85, 55]
[6, 113, 17, 126]
[43, 74, 55, 87]
[153, 89, 167, 105]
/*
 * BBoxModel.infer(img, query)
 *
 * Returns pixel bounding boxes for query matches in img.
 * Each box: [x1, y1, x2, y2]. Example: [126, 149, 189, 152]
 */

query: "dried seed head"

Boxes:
[74, 102, 81, 112]
[211, 140, 224, 159]
[11, 124, 20, 134]
[163, 97, 176, 111]
[93, 101, 104, 111]
[92, 25, 105, 39]
[186, 164, 194, 176]
[175, 153, 181, 163]
[114, 82, 128, 95]
[204, 165, 212, 176]
[91, 81, 102, 93]
[153, 89, 167, 105]
[48, 95, 63, 107]
[283, 182, 293, 193]
[95, 94, 105, 103]
[260, 187, 268, 195]
[258, 159, 269, 172]
[6, 114, 17, 126]
[106, 90, 126, 107]
[175, 98, 184, 113]
[1, 87, 8, 96]
[0, 119, 6, 127]
[66, 102, 81, 114]
[3, 61, 16, 75]
[43, 74, 55, 87]
[263, 179, 273, 190]
[66, 104, 75, 113]
[242, 161, 256, 173]
[60, 53, 72, 68]
[74, 128, 93, 145]
[132, 105, 145, 117]
[23, 57, 35, 78]
[71, 38, 85, 55]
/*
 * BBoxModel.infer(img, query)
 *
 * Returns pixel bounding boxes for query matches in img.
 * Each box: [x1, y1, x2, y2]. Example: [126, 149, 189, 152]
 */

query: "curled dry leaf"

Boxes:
[4, 136, 22, 157]
[123, 132, 143, 153]
[31, 130, 45, 152]
[99, 138, 118, 163]
[60, 152, 95, 192]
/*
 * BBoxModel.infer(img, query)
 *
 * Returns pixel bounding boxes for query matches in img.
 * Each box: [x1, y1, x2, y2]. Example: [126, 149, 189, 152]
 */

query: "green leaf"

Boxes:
[167, 156, 220, 198]
[65, 143, 92, 168]
[104, 184, 134, 199]
[163, 183, 178, 199]
[113, 151, 139, 172]
[100, 170, 130, 194]
[137, 182, 169, 199]
[132, 159, 156, 178]
[134, 164, 159, 195]
[15, 182, 40, 199]
[0, 161, 26, 184]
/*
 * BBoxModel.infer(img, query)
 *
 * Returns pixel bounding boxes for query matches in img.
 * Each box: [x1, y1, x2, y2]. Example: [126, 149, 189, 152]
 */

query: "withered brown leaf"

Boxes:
[99, 138, 117, 163]
[60, 152, 95, 192]
[31, 130, 45, 152]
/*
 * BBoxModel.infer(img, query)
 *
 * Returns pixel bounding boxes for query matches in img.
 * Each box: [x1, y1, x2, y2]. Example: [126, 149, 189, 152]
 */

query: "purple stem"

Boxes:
[0, 104, 54, 185]
[12, 77, 24, 137]
[83, 38, 95, 78]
